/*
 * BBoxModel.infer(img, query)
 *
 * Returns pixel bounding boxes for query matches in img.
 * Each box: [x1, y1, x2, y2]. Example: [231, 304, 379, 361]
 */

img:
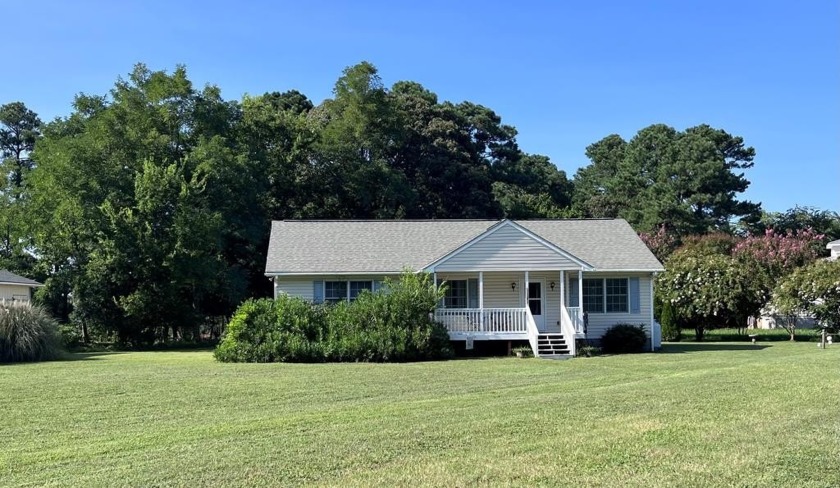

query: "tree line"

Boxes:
[1, 61, 837, 345]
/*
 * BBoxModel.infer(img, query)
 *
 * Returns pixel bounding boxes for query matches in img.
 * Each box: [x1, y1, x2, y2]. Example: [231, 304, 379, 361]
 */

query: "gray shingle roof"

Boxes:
[265, 219, 664, 274]
[0, 270, 42, 287]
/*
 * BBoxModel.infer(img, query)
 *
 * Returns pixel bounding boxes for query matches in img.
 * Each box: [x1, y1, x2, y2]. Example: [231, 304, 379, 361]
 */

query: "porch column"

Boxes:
[524, 271, 529, 309]
[479, 271, 484, 331]
[560, 270, 566, 324]
[578, 271, 583, 311]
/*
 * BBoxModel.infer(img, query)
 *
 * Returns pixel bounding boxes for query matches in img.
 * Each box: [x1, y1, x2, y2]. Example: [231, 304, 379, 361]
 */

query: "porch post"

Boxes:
[479, 271, 484, 331]
[524, 271, 529, 309]
[578, 270, 583, 311]
[560, 270, 566, 323]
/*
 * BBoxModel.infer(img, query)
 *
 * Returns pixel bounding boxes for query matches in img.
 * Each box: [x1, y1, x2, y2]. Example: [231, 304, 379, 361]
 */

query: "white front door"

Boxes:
[527, 281, 545, 331]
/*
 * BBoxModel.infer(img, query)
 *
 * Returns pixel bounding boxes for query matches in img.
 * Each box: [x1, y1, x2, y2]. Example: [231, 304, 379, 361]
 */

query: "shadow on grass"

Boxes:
[55, 351, 127, 362]
[660, 343, 770, 353]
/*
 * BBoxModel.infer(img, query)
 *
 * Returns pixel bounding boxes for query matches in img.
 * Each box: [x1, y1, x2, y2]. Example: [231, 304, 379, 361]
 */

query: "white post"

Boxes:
[524, 271, 529, 309]
[578, 271, 583, 311]
[479, 271, 484, 332]
[650, 273, 656, 351]
[560, 270, 566, 326]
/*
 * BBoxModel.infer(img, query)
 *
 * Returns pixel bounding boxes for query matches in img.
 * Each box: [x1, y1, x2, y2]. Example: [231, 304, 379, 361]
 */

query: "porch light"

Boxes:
[511, 282, 516, 291]
[550, 281, 555, 290]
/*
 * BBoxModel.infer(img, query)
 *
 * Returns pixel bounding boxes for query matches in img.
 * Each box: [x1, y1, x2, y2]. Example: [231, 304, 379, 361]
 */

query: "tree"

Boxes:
[573, 124, 761, 234]
[0, 102, 42, 273]
[657, 250, 764, 340]
[745, 206, 840, 242]
[772, 260, 840, 338]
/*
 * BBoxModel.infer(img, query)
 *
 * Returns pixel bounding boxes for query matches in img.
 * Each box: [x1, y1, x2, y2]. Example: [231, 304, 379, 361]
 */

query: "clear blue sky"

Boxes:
[3, 0, 838, 213]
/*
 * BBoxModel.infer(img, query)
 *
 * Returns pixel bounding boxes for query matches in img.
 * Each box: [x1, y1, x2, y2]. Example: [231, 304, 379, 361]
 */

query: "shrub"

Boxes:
[0, 304, 62, 363]
[659, 301, 681, 341]
[214, 272, 453, 363]
[600, 324, 648, 354]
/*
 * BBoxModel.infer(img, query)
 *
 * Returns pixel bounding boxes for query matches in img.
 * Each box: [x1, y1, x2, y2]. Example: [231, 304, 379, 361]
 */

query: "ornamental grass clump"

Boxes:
[0, 304, 62, 363]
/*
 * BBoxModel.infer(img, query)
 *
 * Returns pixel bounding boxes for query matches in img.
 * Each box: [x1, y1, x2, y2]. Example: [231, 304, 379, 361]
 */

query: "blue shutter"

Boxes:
[468, 279, 479, 308]
[569, 279, 579, 307]
[313, 280, 324, 304]
[629, 277, 640, 314]
[373, 280, 383, 292]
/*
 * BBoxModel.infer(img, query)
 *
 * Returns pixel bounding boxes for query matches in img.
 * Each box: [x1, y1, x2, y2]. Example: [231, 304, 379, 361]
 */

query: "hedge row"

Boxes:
[214, 273, 453, 363]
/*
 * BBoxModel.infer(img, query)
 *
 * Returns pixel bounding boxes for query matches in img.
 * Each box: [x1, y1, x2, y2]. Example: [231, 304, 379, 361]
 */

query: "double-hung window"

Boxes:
[580, 278, 629, 314]
[325, 280, 373, 303]
[443, 280, 468, 308]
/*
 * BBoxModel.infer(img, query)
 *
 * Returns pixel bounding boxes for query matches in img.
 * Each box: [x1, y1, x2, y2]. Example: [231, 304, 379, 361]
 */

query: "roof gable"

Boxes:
[427, 220, 592, 271]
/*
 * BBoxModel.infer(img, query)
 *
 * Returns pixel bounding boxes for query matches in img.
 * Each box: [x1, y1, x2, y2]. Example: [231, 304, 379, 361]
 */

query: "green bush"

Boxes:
[214, 272, 453, 363]
[600, 324, 648, 354]
[0, 304, 62, 363]
[659, 301, 681, 341]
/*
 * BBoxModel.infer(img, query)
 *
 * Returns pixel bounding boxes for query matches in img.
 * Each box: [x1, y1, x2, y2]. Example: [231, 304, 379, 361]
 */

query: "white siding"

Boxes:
[0, 284, 32, 301]
[568, 272, 654, 341]
[273, 275, 394, 301]
[434, 223, 581, 271]
[436, 271, 566, 332]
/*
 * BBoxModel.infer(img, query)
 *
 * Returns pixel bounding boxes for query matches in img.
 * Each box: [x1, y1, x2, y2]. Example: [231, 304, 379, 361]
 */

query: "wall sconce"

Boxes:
[550, 281, 556, 291]
[511, 282, 517, 291]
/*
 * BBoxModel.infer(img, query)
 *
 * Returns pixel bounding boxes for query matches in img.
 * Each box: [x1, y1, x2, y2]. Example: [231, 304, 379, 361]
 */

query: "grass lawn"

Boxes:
[2, 343, 839, 487]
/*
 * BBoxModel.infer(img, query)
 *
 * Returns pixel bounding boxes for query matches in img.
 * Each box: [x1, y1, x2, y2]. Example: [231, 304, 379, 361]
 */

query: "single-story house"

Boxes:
[265, 219, 665, 358]
[828, 239, 840, 261]
[0, 270, 43, 304]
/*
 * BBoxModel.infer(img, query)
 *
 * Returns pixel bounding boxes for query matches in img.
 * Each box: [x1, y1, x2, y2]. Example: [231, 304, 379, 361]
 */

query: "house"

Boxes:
[265, 219, 665, 358]
[0, 270, 43, 304]
[827, 239, 840, 261]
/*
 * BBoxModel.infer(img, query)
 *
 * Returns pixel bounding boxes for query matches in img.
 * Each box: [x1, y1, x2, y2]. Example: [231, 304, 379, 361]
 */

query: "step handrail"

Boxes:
[560, 306, 577, 356]
[525, 306, 539, 357]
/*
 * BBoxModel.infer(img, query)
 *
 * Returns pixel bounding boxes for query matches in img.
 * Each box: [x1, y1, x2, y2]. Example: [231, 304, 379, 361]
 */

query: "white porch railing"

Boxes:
[525, 306, 539, 356]
[560, 306, 578, 357]
[435, 308, 527, 334]
[566, 306, 585, 335]
[0, 298, 31, 307]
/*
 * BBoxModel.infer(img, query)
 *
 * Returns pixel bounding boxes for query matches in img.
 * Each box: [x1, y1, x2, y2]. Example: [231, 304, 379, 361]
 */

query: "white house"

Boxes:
[265, 219, 664, 358]
[0, 270, 43, 304]
[827, 239, 840, 261]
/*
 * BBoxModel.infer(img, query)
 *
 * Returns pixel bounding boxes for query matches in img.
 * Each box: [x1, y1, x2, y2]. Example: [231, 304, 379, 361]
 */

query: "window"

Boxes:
[580, 278, 629, 314]
[325, 281, 348, 303]
[444, 280, 467, 308]
[605, 278, 628, 313]
[582, 279, 604, 313]
[349, 281, 372, 301]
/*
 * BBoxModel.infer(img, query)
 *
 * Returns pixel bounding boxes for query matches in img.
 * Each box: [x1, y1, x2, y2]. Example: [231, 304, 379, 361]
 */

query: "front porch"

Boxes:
[433, 270, 588, 357]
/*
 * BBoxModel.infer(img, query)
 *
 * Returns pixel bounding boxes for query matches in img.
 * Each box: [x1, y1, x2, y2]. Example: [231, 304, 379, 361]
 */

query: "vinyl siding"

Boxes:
[436, 271, 567, 332]
[273, 275, 393, 301]
[434, 223, 581, 271]
[567, 272, 654, 340]
[0, 284, 32, 301]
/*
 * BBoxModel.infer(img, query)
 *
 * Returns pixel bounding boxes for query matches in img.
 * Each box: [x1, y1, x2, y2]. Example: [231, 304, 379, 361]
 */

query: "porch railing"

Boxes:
[560, 306, 578, 357]
[566, 306, 585, 335]
[525, 306, 539, 356]
[435, 308, 527, 334]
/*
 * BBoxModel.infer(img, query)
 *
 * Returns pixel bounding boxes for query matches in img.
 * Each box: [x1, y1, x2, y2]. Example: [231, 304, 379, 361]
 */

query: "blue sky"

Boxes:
[4, 0, 838, 212]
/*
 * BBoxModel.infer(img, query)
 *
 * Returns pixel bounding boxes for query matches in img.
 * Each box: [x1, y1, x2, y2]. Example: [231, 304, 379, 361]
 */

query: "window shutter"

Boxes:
[569, 279, 579, 307]
[468, 278, 479, 308]
[313, 280, 324, 304]
[629, 277, 640, 314]
[373, 280, 383, 292]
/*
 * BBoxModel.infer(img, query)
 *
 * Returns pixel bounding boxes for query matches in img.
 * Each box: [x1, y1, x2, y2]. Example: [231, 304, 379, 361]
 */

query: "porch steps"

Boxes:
[535, 333, 572, 359]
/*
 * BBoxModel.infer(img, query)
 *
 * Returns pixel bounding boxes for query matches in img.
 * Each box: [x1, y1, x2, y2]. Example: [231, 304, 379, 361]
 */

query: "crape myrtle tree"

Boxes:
[772, 259, 840, 338]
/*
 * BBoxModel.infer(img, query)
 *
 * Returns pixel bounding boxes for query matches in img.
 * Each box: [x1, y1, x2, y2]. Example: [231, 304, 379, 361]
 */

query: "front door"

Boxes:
[527, 281, 545, 331]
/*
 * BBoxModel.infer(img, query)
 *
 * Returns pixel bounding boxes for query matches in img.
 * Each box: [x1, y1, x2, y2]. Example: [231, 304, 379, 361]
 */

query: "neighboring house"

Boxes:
[827, 239, 840, 261]
[265, 219, 665, 358]
[0, 270, 43, 304]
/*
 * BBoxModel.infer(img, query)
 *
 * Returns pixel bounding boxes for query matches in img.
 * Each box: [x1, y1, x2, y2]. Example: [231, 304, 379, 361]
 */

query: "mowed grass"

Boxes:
[2, 343, 839, 487]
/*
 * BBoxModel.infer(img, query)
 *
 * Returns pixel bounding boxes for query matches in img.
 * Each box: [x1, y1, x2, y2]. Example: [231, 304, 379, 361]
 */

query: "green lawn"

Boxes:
[2, 343, 839, 487]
